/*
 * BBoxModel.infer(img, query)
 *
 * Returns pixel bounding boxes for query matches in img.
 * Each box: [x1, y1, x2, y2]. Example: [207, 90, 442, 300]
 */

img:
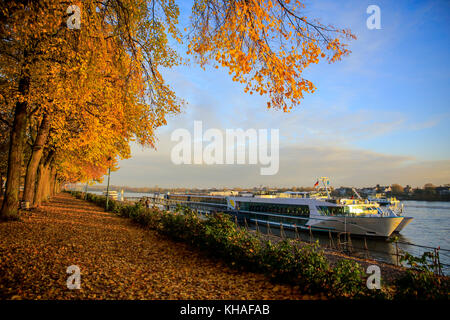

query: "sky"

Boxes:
[100, 0, 450, 189]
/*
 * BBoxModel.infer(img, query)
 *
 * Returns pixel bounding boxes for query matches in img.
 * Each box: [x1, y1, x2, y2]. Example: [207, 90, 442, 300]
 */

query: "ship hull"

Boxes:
[392, 216, 413, 233]
[307, 215, 404, 237]
[248, 215, 404, 238]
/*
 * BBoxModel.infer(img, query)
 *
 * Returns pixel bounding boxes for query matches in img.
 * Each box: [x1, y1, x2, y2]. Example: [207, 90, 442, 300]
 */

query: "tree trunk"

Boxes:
[22, 114, 50, 205]
[34, 162, 48, 206]
[34, 151, 54, 206]
[48, 166, 56, 198]
[42, 166, 53, 201]
[0, 76, 30, 220]
[53, 175, 61, 196]
[52, 175, 59, 196]
[0, 172, 3, 197]
[23, 114, 50, 204]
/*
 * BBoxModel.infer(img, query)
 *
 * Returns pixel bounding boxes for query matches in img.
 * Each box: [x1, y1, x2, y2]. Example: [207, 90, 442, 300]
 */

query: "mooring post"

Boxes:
[434, 248, 438, 274]
[329, 230, 333, 249]
[348, 233, 353, 253]
[294, 224, 299, 240]
[244, 217, 248, 230]
[255, 219, 260, 234]
[437, 247, 442, 276]
[280, 223, 285, 239]
[395, 241, 399, 266]
[364, 237, 369, 258]
[267, 221, 271, 235]
[309, 226, 312, 244]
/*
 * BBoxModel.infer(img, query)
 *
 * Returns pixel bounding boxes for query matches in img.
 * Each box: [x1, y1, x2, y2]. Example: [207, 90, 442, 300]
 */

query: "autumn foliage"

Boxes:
[0, 1, 354, 219]
[188, 0, 355, 111]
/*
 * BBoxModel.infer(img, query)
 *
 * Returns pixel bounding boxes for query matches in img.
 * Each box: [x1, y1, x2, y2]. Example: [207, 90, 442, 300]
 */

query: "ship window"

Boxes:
[243, 203, 310, 216]
[317, 206, 344, 216]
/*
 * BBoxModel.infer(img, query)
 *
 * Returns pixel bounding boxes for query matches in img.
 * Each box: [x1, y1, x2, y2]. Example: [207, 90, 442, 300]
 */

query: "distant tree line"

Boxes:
[76, 185, 321, 194]
[70, 183, 450, 202]
[388, 183, 450, 201]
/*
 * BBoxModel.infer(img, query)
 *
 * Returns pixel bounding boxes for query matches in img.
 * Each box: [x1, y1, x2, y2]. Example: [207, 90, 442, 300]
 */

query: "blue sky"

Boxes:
[102, 0, 450, 189]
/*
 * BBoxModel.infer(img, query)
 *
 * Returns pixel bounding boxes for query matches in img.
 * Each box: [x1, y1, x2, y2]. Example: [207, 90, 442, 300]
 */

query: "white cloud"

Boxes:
[107, 132, 450, 188]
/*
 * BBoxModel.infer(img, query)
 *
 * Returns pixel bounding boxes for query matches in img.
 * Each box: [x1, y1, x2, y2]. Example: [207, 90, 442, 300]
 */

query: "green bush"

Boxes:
[201, 213, 262, 270]
[395, 269, 450, 300]
[294, 242, 330, 292]
[392, 250, 449, 300]
[329, 259, 366, 298]
[261, 240, 299, 282]
[68, 191, 82, 199]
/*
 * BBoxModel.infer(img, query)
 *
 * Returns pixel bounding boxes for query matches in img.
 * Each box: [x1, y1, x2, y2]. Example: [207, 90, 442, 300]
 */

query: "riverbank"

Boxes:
[396, 195, 450, 202]
[0, 193, 314, 300]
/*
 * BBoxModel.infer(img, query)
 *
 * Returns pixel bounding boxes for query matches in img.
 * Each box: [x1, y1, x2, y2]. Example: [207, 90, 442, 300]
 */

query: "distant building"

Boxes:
[334, 187, 352, 196]
[403, 185, 413, 194]
[435, 186, 450, 196]
[359, 188, 377, 196]
[377, 186, 391, 193]
[209, 190, 239, 196]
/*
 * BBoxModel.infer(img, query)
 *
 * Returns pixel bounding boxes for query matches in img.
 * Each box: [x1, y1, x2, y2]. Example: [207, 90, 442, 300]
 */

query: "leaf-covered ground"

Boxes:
[0, 193, 317, 300]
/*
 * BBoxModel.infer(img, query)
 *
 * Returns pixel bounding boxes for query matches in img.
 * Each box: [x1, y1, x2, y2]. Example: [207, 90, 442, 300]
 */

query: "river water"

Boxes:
[397, 201, 450, 273]
[87, 190, 450, 274]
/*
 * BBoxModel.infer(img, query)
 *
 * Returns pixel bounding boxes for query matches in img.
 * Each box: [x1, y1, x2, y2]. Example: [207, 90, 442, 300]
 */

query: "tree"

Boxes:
[423, 183, 436, 190]
[423, 183, 436, 195]
[0, 1, 78, 218]
[391, 184, 403, 195]
[1, 0, 354, 219]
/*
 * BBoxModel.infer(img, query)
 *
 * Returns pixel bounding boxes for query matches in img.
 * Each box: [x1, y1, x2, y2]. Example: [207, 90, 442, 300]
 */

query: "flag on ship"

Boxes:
[314, 180, 319, 188]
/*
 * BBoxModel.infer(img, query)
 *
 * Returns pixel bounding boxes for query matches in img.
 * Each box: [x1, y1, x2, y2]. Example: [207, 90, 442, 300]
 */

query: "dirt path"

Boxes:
[0, 193, 314, 300]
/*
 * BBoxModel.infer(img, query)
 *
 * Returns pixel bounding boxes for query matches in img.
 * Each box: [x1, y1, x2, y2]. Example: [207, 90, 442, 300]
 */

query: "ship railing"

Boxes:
[146, 198, 228, 211]
[237, 209, 339, 223]
[161, 199, 228, 208]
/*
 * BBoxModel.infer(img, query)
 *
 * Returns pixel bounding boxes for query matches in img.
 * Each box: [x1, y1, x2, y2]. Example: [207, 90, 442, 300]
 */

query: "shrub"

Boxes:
[329, 259, 366, 298]
[294, 242, 330, 293]
[200, 213, 262, 270]
[395, 269, 450, 300]
[261, 240, 298, 282]
[393, 250, 449, 300]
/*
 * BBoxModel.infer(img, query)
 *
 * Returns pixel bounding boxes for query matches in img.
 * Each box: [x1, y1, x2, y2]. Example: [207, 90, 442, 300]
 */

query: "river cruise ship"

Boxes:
[158, 194, 411, 238]
[103, 190, 118, 200]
